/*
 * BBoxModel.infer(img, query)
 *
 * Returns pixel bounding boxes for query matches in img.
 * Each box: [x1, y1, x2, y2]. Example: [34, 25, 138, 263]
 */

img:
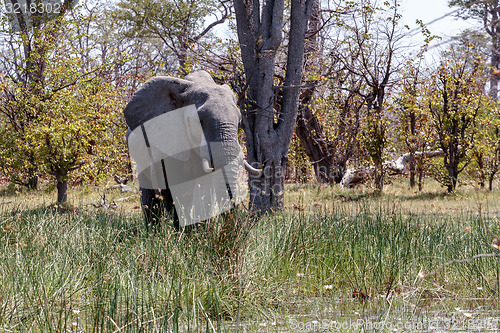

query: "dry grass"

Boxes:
[285, 177, 500, 217]
[3, 176, 499, 217]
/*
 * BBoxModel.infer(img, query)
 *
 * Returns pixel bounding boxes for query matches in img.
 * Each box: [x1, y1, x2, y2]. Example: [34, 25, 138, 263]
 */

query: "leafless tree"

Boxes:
[233, 0, 314, 212]
[334, 0, 406, 192]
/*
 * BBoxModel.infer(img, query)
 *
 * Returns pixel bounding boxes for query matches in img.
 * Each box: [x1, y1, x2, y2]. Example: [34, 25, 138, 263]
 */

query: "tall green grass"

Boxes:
[0, 201, 499, 332]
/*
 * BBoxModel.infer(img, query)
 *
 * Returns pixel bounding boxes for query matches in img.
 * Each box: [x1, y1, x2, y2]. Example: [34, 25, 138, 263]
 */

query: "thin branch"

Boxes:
[422, 253, 500, 278]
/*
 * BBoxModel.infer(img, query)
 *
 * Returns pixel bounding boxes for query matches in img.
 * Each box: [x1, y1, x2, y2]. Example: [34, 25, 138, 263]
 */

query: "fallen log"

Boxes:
[340, 167, 375, 188]
[340, 149, 445, 188]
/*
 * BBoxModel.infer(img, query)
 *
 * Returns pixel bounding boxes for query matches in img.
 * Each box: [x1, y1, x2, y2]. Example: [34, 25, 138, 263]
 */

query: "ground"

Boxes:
[0, 176, 499, 332]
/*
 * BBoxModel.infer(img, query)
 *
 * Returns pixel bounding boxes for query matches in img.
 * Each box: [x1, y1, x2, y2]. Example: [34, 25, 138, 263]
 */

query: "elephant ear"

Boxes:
[124, 76, 200, 164]
[123, 76, 193, 131]
[184, 70, 215, 85]
[127, 105, 198, 190]
[142, 105, 198, 162]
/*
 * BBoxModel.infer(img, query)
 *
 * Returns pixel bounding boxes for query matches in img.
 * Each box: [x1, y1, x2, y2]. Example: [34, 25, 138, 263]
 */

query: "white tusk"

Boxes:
[202, 158, 214, 173]
[244, 160, 262, 176]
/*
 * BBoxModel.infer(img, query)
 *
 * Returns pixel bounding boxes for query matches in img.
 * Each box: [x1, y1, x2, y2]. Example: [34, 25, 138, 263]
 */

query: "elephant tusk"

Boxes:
[244, 160, 262, 176]
[202, 158, 214, 173]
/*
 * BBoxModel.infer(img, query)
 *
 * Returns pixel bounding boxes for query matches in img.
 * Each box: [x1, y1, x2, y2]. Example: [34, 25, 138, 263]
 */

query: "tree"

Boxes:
[28, 78, 127, 203]
[0, 0, 79, 189]
[471, 100, 500, 190]
[449, 0, 500, 100]
[293, 0, 365, 184]
[112, 0, 231, 73]
[392, 59, 435, 191]
[0, 6, 128, 203]
[426, 45, 488, 192]
[0, 73, 41, 189]
[436, 29, 500, 191]
[233, 0, 314, 212]
[293, 0, 335, 183]
[295, 63, 365, 184]
[334, 0, 405, 192]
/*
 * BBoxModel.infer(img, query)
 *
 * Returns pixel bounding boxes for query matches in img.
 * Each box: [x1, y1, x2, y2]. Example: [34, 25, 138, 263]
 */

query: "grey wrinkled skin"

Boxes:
[123, 71, 243, 230]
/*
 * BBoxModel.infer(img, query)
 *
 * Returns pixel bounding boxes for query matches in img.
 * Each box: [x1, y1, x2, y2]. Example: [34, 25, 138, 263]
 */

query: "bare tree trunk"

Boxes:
[27, 173, 38, 190]
[487, 129, 500, 192]
[294, 0, 340, 184]
[409, 163, 416, 188]
[56, 173, 68, 204]
[418, 167, 424, 191]
[409, 109, 416, 188]
[446, 165, 459, 193]
[488, 4, 500, 102]
[490, 56, 499, 101]
[482, 0, 500, 191]
[234, 0, 314, 213]
[367, 112, 386, 193]
[26, 153, 38, 190]
[489, 17, 500, 189]
[476, 152, 486, 188]
[375, 165, 384, 193]
[295, 108, 338, 183]
[295, 82, 342, 182]
[489, 172, 496, 191]
[364, 86, 387, 193]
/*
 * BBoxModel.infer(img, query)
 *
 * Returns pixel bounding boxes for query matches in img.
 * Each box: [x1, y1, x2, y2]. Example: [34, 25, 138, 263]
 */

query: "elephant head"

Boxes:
[123, 71, 261, 229]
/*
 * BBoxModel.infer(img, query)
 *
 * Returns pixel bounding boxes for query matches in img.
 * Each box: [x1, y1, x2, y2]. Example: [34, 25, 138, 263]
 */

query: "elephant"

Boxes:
[123, 71, 262, 230]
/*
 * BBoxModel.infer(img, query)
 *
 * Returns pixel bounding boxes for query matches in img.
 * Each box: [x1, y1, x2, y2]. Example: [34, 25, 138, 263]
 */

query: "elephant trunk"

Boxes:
[204, 140, 263, 177]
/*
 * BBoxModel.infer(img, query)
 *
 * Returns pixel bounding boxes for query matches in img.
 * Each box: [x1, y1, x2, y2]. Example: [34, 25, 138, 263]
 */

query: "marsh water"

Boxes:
[225, 296, 500, 332]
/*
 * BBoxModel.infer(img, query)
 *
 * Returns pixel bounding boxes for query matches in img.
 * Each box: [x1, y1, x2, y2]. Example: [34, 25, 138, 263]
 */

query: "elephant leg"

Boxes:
[141, 188, 163, 231]
[160, 188, 180, 231]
